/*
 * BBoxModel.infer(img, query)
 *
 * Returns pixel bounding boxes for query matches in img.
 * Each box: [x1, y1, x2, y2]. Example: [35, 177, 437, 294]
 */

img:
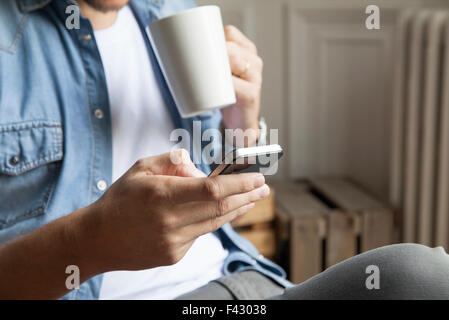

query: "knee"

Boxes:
[375, 243, 448, 267]
[365, 243, 449, 298]
[369, 243, 449, 274]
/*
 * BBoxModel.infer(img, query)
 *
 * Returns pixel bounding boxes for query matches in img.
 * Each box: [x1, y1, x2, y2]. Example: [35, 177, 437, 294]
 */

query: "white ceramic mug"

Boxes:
[148, 6, 236, 118]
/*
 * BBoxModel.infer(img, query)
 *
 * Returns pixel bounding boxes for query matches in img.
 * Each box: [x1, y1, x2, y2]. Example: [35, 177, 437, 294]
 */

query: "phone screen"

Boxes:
[215, 151, 282, 176]
[208, 144, 284, 177]
[219, 155, 258, 175]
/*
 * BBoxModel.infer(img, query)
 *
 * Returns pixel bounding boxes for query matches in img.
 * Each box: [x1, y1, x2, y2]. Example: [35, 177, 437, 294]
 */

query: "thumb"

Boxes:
[134, 149, 205, 178]
[168, 148, 206, 178]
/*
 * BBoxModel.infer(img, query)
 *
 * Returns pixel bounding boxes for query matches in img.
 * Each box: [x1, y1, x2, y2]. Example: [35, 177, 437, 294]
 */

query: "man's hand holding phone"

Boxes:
[71, 149, 269, 275]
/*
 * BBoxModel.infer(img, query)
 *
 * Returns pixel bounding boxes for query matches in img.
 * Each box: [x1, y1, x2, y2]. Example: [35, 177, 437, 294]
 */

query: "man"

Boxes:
[0, 0, 448, 300]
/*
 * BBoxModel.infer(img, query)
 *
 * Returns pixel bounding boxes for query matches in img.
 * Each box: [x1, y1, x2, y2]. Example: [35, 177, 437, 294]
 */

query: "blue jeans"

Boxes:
[177, 244, 449, 299]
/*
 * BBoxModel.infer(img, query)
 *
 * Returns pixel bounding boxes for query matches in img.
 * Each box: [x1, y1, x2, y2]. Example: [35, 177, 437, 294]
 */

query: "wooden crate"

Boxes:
[232, 189, 276, 258]
[232, 188, 275, 227]
[238, 223, 276, 259]
[270, 178, 394, 284]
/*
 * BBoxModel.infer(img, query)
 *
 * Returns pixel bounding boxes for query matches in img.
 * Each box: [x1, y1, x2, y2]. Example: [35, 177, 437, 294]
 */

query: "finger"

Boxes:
[133, 149, 206, 178]
[232, 76, 261, 108]
[170, 240, 195, 265]
[227, 41, 263, 83]
[155, 172, 265, 204]
[168, 148, 206, 177]
[175, 184, 270, 225]
[182, 202, 256, 240]
[224, 25, 257, 54]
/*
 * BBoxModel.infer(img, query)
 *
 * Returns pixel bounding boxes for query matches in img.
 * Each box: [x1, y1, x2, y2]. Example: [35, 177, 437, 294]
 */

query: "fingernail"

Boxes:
[253, 173, 265, 188]
[259, 184, 270, 198]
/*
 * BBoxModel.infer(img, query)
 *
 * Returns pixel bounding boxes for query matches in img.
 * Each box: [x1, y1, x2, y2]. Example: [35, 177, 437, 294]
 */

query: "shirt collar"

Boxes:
[16, 0, 162, 15]
[16, 0, 52, 12]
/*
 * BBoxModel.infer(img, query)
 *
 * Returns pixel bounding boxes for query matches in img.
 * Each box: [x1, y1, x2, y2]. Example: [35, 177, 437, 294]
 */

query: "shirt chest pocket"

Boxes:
[0, 121, 63, 230]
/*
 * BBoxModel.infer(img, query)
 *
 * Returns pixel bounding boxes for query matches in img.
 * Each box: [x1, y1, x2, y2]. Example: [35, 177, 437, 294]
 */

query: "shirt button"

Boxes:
[94, 109, 104, 119]
[9, 156, 20, 166]
[97, 180, 107, 191]
[81, 34, 92, 43]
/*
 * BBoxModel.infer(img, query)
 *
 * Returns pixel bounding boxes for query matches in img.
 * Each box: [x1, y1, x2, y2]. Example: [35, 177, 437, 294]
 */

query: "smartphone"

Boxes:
[208, 144, 283, 177]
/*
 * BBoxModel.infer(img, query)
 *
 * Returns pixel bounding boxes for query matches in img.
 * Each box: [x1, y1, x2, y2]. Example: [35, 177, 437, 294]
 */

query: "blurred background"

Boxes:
[196, 0, 449, 282]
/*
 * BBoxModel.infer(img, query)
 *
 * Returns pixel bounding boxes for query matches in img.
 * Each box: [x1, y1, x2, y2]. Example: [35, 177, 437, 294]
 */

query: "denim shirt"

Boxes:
[0, 0, 291, 299]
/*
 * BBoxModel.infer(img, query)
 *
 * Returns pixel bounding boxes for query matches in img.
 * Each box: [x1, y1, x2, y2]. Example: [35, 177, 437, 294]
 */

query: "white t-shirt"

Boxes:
[94, 5, 228, 300]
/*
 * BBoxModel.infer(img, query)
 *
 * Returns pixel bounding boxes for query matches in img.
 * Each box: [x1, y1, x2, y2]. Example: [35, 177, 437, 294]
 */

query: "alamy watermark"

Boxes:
[365, 265, 380, 290]
[365, 5, 381, 30]
[169, 122, 280, 175]
[65, 264, 80, 291]
[63, 3, 381, 31]
[65, 5, 80, 30]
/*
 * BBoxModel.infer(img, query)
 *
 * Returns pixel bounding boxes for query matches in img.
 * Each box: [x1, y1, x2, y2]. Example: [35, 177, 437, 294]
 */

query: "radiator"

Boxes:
[390, 10, 449, 249]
